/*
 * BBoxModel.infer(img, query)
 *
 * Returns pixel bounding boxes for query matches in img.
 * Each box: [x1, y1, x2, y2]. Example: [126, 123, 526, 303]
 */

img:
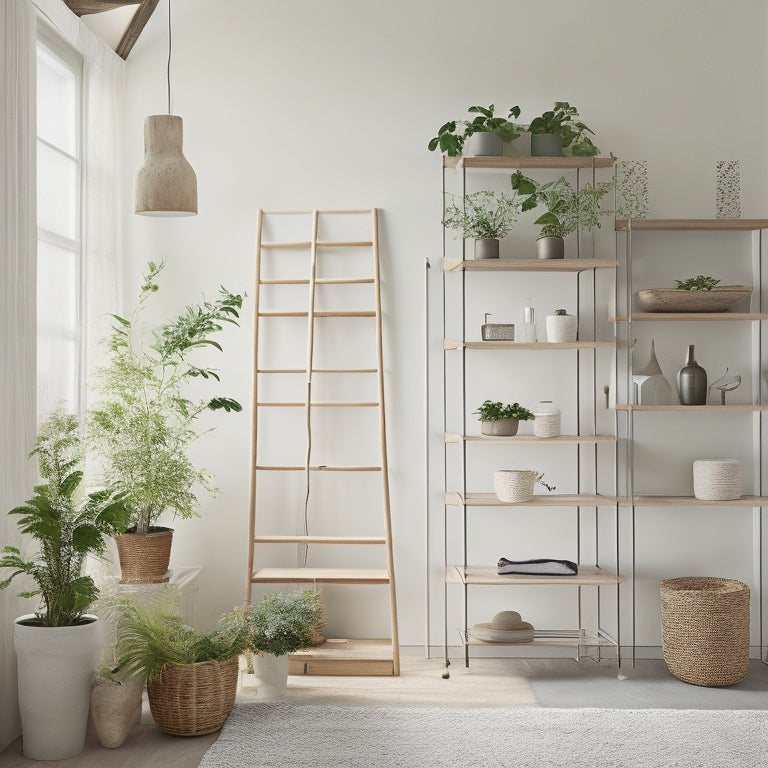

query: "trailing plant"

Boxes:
[510, 172, 612, 239]
[442, 190, 522, 240]
[527, 101, 599, 156]
[428, 104, 522, 156]
[675, 275, 721, 291]
[0, 409, 130, 626]
[474, 400, 534, 422]
[115, 604, 251, 681]
[243, 590, 323, 657]
[88, 261, 244, 535]
[536, 473, 557, 492]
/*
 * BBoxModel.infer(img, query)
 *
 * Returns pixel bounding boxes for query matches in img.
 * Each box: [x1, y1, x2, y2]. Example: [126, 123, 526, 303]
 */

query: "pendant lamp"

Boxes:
[134, 0, 197, 216]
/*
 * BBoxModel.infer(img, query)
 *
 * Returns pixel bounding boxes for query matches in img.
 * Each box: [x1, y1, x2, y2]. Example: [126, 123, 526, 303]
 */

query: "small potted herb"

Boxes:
[428, 104, 522, 157]
[510, 172, 612, 259]
[442, 190, 523, 259]
[527, 101, 599, 157]
[474, 400, 535, 436]
[675, 275, 721, 291]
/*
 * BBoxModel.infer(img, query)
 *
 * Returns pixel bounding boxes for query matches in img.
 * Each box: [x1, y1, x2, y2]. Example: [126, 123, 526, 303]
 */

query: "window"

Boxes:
[36, 32, 83, 418]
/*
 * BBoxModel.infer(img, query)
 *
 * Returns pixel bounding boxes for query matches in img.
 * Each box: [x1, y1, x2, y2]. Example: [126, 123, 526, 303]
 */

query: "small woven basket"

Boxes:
[660, 577, 750, 687]
[147, 656, 240, 736]
[115, 528, 173, 584]
[494, 470, 537, 503]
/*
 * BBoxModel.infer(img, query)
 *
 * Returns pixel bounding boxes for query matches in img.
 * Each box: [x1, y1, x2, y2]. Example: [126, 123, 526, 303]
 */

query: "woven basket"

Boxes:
[660, 577, 750, 687]
[147, 656, 239, 736]
[114, 528, 174, 584]
[494, 470, 537, 503]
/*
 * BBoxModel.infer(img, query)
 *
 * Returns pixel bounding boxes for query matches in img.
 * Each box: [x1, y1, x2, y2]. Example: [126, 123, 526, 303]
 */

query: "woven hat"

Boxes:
[471, 610, 534, 643]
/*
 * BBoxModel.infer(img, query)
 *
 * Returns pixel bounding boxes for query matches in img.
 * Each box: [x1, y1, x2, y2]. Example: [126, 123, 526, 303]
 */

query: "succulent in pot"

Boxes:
[428, 104, 523, 157]
[88, 260, 245, 583]
[473, 400, 534, 436]
[527, 101, 599, 157]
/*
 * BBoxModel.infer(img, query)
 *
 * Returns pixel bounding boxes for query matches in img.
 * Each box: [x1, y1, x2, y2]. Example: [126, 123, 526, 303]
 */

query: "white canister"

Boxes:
[533, 400, 561, 438]
[693, 459, 742, 501]
[494, 470, 538, 503]
[545, 309, 577, 343]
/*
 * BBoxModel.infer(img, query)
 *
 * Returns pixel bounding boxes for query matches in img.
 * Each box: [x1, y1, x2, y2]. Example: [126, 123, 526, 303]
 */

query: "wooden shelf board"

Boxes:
[447, 565, 621, 586]
[615, 218, 768, 231]
[620, 495, 768, 507]
[443, 258, 618, 273]
[446, 340, 614, 350]
[445, 432, 615, 445]
[445, 492, 617, 507]
[617, 313, 767, 322]
[289, 639, 396, 676]
[253, 535, 386, 545]
[615, 404, 766, 412]
[444, 156, 616, 170]
[251, 567, 390, 584]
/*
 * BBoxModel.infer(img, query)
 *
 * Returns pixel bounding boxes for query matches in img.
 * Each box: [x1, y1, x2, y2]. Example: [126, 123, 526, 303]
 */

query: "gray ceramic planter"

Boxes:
[537, 236, 564, 260]
[531, 133, 563, 157]
[474, 238, 499, 259]
[481, 417, 519, 436]
[465, 131, 503, 157]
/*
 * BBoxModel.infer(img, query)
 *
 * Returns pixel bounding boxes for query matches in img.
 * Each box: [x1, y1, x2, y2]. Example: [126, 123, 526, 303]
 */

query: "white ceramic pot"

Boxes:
[14, 614, 102, 760]
[693, 459, 742, 501]
[545, 310, 577, 343]
[243, 653, 289, 699]
[494, 470, 538, 503]
[533, 401, 561, 438]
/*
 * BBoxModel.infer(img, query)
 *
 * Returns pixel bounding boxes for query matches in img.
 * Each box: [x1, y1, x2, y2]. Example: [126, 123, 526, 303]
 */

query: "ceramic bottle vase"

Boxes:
[678, 344, 707, 405]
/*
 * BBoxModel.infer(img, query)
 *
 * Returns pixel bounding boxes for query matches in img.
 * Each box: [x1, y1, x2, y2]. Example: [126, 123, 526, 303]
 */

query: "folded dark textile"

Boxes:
[497, 557, 578, 576]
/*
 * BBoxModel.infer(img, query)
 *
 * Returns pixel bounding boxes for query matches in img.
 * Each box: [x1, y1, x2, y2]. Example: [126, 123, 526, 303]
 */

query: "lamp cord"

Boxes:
[166, 0, 172, 114]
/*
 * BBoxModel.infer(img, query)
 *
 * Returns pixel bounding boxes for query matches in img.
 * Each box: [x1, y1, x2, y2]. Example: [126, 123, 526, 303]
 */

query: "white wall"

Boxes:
[122, 0, 768, 647]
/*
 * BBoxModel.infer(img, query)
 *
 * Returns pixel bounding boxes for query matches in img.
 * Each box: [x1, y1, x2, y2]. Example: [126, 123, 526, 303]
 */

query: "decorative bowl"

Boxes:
[637, 285, 752, 313]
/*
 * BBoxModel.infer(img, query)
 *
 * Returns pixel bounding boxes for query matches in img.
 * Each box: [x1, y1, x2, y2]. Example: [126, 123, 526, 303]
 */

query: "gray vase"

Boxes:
[481, 417, 519, 436]
[531, 133, 563, 157]
[465, 131, 503, 157]
[474, 239, 499, 259]
[678, 344, 707, 405]
[537, 236, 564, 260]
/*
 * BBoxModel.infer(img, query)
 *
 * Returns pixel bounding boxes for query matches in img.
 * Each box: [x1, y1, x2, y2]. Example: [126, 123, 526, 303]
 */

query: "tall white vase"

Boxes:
[245, 653, 289, 699]
[14, 614, 102, 760]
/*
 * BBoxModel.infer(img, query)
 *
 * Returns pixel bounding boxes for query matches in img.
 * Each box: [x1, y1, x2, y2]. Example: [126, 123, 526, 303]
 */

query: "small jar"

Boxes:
[545, 309, 577, 343]
[533, 400, 561, 438]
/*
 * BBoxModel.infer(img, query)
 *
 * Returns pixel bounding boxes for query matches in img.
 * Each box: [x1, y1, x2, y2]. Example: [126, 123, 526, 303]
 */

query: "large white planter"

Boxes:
[242, 653, 289, 699]
[14, 614, 102, 760]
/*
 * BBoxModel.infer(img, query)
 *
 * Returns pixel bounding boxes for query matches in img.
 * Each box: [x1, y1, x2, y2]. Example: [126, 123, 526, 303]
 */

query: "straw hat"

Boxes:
[471, 610, 534, 643]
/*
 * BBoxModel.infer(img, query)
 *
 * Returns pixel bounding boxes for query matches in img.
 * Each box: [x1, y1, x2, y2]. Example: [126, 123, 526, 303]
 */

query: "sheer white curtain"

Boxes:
[0, 0, 124, 747]
[0, 0, 37, 749]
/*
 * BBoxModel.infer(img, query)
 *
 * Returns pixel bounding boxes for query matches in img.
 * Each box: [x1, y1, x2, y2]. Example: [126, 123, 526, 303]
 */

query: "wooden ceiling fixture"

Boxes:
[63, 0, 160, 60]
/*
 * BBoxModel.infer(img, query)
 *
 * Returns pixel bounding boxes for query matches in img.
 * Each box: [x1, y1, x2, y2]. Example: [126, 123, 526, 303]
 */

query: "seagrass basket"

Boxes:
[147, 656, 239, 736]
[115, 528, 173, 584]
[494, 470, 537, 503]
[660, 577, 750, 687]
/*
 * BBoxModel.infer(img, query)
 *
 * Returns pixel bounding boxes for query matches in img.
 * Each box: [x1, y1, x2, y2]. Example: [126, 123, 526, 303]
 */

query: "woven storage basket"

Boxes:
[147, 656, 239, 736]
[494, 470, 537, 503]
[115, 528, 174, 584]
[660, 577, 750, 687]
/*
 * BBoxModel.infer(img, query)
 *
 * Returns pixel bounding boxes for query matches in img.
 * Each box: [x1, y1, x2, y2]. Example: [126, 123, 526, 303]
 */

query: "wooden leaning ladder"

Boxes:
[245, 208, 400, 676]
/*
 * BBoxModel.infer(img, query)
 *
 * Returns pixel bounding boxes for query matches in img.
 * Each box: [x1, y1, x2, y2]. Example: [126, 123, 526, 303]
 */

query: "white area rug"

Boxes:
[198, 702, 768, 768]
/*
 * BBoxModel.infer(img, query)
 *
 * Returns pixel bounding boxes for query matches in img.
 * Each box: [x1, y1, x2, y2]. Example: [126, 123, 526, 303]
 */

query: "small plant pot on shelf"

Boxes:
[114, 527, 174, 584]
[533, 401, 561, 438]
[474, 238, 499, 260]
[530, 133, 563, 157]
[693, 459, 742, 500]
[537, 235, 564, 260]
[481, 418, 519, 437]
[545, 309, 577, 342]
[464, 131, 503, 157]
[494, 470, 538, 503]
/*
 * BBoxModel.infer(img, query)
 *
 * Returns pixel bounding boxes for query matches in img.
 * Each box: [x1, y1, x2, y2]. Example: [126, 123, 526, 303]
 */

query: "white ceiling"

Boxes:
[80, 5, 139, 50]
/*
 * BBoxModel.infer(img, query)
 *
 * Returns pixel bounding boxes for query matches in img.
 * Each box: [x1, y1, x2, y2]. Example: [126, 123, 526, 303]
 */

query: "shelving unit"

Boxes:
[615, 217, 768, 664]
[437, 157, 621, 673]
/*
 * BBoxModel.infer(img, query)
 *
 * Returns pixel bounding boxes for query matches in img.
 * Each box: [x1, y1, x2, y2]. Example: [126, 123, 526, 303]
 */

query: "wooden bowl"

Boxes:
[637, 285, 752, 313]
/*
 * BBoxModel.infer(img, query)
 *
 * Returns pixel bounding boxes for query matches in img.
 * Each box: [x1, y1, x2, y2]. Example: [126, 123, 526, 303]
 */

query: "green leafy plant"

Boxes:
[442, 190, 522, 240]
[527, 101, 599, 156]
[243, 590, 323, 657]
[510, 172, 612, 239]
[474, 400, 534, 422]
[428, 104, 522, 156]
[115, 603, 251, 681]
[88, 261, 244, 535]
[0, 409, 130, 626]
[675, 275, 721, 291]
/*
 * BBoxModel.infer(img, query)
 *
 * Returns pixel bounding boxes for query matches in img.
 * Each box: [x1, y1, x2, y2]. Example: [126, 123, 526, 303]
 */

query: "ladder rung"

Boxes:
[257, 401, 380, 407]
[251, 567, 390, 584]
[258, 310, 376, 318]
[258, 278, 375, 285]
[260, 209, 372, 215]
[256, 465, 382, 471]
[253, 535, 387, 545]
[260, 241, 312, 249]
[259, 240, 373, 249]
[257, 368, 378, 374]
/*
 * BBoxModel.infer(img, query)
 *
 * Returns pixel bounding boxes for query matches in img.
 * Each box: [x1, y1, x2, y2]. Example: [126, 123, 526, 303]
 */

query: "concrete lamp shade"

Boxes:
[134, 115, 197, 216]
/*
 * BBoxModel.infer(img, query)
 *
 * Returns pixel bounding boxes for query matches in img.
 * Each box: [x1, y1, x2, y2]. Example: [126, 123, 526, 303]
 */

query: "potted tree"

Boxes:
[88, 261, 244, 583]
[0, 409, 130, 760]
[428, 104, 522, 157]
[442, 190, 523, 259]
[510, 171, 612, 259]
[527, 101, 600, 157]
[241, 590, 323, 698]
[474, 400, 535, 436]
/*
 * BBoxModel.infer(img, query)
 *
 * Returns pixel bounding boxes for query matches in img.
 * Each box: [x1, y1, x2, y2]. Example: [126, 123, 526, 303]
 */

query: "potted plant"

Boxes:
[527, 101, 600, 157]
[442, 190, 522, 259]
[510, 171, 612, 259]
[88, 260, 244, 584]
[474, 400, 535, 436]
[241, 590, 323, 698]
[0, 409, 131, 760]
[115, 603, 250, 736]
[428, 104, 522, 157]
